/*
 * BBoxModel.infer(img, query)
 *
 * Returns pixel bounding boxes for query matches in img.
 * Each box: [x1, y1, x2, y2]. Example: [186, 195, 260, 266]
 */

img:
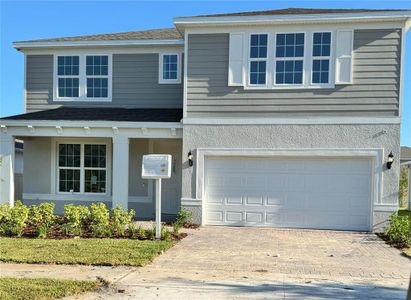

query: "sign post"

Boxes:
[142, 154, 172, 240]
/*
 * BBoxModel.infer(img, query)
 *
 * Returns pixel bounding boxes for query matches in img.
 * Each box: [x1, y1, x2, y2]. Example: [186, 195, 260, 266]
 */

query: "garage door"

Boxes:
[204, 157, 372, 231]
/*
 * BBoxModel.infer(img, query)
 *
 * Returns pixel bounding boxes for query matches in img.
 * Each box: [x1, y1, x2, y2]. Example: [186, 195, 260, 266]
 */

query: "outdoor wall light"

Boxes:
[188, 151, 193, 167]
[386, 151, 394, 169]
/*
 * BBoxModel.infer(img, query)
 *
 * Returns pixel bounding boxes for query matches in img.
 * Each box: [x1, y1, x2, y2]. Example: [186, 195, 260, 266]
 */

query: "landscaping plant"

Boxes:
[385, 212, 411, 248]
[89, 203, 111, 237]
[27, 202, 55, 238]
[0, 201, 29, 237]
[173, 208, 193, 235]
[110, 206, 135, 237]
[63, 204, 90, 236]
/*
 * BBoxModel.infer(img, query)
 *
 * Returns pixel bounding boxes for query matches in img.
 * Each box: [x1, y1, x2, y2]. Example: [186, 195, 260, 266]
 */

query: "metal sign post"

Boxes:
[141, 154, 172, 240]
[155, 178, 162, 239]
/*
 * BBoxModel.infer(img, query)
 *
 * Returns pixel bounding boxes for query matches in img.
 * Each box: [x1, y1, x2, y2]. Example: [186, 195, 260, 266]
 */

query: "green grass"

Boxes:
[0, 277, 101, 300]
[0, 238, 173, 266]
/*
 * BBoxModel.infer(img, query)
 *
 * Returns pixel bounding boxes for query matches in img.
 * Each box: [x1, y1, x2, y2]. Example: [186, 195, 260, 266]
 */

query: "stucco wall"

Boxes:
[182, 123, 400, 230]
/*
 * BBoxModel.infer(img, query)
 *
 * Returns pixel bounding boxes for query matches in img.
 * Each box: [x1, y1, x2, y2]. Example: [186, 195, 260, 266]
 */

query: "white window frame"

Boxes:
[311, 31, 333, 86]
[273, 31, 306, 88]
[53, 53, 112, 102]
[242, 29, 335, 90]
[55, 56, 81, 99]
[247, 33, 269, 88]
[56, 141, 111, 196]
[158, 53, 181, 84]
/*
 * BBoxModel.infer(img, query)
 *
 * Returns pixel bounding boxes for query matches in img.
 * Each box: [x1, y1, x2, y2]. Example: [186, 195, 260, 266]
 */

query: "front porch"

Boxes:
[0, 107, 183, 220]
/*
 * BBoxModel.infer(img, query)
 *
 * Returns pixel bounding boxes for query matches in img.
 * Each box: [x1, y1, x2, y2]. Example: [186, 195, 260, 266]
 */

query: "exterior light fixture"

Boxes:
[188, 151, 193, 167]
[386, 151, 394, 169]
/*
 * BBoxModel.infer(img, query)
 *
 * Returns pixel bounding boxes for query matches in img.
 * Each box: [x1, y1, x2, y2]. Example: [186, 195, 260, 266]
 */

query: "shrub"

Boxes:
[27, 202, 55, 238]
[161, 225, 172, 241]
[63, 204, 89, 236]
[173, 208, 193, 235]
[133, 226, 146, 240]
[399, 168, 409, 208]
[89, 203, 111, 237]
[110, 207, 135, 237]
[0, 201, 29, 236]
[385, 212, 411, 247]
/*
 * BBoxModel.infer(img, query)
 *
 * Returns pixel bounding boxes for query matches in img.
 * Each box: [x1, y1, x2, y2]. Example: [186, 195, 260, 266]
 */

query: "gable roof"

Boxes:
[14, 28, 182, 44]
[189, 8, 406, 18]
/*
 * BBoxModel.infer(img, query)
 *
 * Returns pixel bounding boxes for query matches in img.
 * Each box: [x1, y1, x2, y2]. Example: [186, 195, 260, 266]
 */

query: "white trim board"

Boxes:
[182, 117, 401, 125]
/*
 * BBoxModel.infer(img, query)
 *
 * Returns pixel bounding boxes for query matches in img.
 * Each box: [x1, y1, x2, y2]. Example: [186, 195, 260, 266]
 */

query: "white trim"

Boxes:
[14, 39, 184, 49]
[0, 119, 182, 128]
[158, 52, 182, 84]
[194, 148, 384, 230]
[174, 11, 411, 26]
[183, 31, 188, 118]
[23, 54, 27, 113]
[23, 193, 111, 202]
[181, 197, 202, 206]
[398, 22, 407, 118]
[53, 53, 113, 102]
[182, 117, 401, 125]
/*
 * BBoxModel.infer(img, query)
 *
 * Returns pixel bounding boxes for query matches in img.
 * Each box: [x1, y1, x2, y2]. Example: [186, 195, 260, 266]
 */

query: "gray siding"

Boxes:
[26, 54, 183, 112]
[186, 29, 401, 117]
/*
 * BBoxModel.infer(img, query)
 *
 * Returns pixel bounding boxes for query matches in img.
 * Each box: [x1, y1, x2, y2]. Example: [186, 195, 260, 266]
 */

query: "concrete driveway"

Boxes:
[72, 227, 411, 299]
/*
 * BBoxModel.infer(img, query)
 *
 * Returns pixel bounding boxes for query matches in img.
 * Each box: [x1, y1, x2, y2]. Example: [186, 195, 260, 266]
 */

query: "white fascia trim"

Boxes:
[0, 120, 183, 129]
[13, 39, 185, 49]
[182, 117, 401, 125]
[174, 11, 411, 26]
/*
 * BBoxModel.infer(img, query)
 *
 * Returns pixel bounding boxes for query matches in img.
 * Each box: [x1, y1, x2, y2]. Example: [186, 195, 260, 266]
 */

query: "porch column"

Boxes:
[112, 135, 129, 209]
[0, 135, 15, 206]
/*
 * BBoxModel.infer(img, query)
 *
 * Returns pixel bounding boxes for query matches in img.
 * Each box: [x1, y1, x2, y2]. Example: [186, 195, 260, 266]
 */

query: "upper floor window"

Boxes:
[249, 34, 268, 85]
[312, 32, 331, 84]
[57, 56, 80, 98]
[86, 56, 109, 98]
[275, 33, 305, 85]
[54, 54, 112, 101]
[159, 53, 181, 84]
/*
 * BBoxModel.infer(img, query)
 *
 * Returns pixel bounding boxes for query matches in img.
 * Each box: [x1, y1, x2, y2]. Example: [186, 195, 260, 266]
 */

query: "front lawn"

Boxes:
[0, 277, 101, 300]
[0, 238, 173, 266]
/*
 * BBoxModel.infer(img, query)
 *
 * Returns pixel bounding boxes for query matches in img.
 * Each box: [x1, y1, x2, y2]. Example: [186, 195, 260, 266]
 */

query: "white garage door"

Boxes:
[204, 157, 372, 231]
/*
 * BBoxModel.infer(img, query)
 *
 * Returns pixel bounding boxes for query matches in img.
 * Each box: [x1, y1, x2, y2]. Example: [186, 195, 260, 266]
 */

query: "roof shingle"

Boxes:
[1, 107, 183, 123]
[15, 28, 182, 43]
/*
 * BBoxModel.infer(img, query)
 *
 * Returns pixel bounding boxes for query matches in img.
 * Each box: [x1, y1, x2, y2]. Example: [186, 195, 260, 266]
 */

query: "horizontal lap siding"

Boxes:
[26, 54, 183, 112]
[186, 29, 401, 117]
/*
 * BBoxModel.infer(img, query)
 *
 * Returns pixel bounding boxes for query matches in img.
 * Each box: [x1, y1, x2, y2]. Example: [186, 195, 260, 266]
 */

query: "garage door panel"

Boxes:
[205, 156, 372, 231]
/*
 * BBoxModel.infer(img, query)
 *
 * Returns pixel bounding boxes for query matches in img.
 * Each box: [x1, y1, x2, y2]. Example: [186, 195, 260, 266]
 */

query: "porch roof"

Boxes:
[1, 107, 183, 123]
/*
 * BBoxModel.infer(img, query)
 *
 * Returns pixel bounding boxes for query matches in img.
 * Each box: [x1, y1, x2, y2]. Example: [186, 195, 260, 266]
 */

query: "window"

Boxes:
[54, 54, 111, 101]
[249, 34, 268, 85]
[312, 32, 331, 84]
[86, 56, 109, 98]
[159, 53, 181, 84]
[58, 144, 81, 192]
[58, 143, 107, 194]
[275, 33, 304, 85]
[57, 56, 80, 98]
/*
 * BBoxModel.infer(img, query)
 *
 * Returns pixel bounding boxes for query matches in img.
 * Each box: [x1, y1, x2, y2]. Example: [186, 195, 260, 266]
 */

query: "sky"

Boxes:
[0, 0, 410, 146]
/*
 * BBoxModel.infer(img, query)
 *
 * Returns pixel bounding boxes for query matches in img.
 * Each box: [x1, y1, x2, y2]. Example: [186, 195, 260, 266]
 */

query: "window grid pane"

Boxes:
[163, 55, 178, 80]
[249, 34, 268, 85]
[58, 144, 81, 193]
[86, 55, 109, 98]
[84, 145, 106, 168]
[58, 78, 79, 98]
[275, 33, 305, 85]
[57, 56, 79, 76]
[312, 32, 331, 84]
[84, 169, 106, 193]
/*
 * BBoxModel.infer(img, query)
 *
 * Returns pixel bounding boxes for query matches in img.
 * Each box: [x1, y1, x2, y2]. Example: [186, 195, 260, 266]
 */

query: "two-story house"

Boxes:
[1, 8, 410, 231]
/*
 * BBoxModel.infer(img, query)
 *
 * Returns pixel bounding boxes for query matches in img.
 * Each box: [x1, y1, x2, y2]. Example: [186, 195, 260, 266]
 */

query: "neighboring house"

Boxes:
[1, 8, 410, 231]
[400, 146, 411, 209]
